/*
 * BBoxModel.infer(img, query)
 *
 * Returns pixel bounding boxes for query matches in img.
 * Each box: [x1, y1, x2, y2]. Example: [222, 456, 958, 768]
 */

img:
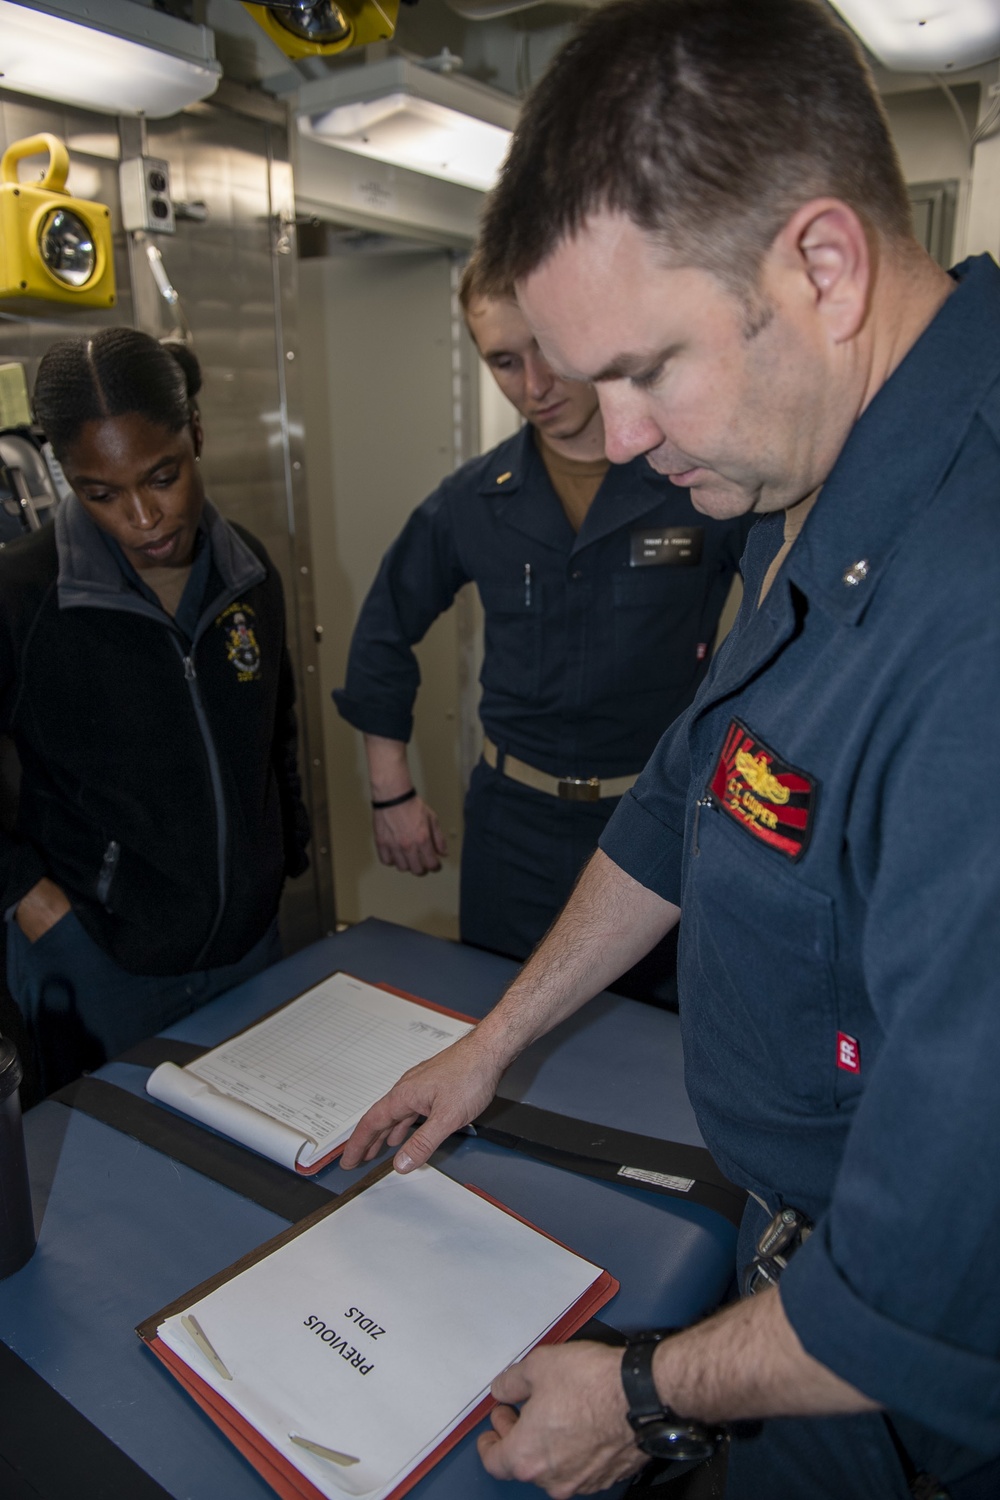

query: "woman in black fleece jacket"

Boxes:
[0, 329, 309, 1093]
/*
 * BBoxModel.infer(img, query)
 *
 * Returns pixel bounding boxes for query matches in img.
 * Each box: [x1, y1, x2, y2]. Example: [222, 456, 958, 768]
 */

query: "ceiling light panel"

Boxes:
[830, 0, 1000, 72]
[0, 0, 221, 117]
[295, 58, 517, 193]
[304, 94, 511, 192]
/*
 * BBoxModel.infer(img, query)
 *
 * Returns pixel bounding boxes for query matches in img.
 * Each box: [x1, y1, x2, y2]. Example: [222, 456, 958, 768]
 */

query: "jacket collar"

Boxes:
[476, 426, 572, 552]
[56, 495, 264, 612]
[783, 254, 1000, 626]
[477, 422, 670, 554]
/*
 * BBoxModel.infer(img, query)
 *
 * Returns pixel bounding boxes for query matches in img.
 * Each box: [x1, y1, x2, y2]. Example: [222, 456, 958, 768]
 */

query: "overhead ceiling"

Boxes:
[198, 0, 996, 112]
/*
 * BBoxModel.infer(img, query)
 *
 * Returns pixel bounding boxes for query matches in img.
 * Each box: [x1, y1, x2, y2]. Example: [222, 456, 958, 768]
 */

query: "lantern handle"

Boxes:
[1, 135, 70, 193]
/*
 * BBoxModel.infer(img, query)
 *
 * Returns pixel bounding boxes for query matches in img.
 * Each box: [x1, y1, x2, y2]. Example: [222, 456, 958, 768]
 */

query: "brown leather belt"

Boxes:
[482, 736, 639, 802]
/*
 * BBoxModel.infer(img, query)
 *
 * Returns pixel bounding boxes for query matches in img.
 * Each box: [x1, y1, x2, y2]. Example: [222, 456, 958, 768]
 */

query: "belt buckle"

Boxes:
[558, 776, 601, 802]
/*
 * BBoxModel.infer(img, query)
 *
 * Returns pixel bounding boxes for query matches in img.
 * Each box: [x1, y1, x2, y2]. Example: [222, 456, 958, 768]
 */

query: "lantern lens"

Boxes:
[38, 208, 96, 287]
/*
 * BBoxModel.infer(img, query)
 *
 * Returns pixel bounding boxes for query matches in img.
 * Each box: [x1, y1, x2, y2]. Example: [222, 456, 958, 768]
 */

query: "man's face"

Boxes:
[466, 294, 601, 443]
[517, 212, 859, 517]
[64, 412, 205, 570]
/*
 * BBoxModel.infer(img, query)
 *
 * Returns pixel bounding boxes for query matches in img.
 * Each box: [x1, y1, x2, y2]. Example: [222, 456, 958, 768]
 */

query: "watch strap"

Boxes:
[621, 1329, 672, 1423]
[621, 1330, 726, 1464]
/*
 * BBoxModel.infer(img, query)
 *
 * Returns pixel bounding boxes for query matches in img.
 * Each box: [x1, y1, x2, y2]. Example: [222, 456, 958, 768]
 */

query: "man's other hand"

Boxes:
[373, 794, 448, 875]
[339, 1029, 505, 1173]
[478, 1343, 646, 1499]
[15, 877, 71, 943]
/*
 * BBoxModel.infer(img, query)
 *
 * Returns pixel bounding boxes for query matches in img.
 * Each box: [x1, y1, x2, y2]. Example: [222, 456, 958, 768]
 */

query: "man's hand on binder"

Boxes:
[477, 1342, 645, 1498]
[339, 1030, 508, 1172]
[342, 855, 678, 1175]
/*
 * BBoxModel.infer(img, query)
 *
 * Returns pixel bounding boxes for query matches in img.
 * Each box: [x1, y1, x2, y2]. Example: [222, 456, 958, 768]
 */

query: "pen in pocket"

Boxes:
[524, 562, 532, 607]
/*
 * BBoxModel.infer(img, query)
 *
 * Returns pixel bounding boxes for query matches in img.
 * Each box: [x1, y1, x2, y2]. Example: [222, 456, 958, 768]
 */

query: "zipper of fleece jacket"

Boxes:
[54, 549, 265, 964]
[170, 636, 229, 969]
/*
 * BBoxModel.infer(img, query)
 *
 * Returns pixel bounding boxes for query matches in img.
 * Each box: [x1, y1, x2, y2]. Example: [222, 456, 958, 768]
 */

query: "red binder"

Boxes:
[137, 1162, 619, 1500]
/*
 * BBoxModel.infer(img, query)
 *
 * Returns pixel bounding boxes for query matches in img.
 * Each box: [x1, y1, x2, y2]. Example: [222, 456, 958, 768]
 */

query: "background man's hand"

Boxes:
[340, 1030, 506, 1172]
[363, 733, 447, 875]
[478, 1343, 646, 1499]
[373, 795, 448, 875]
[15, 877, 71, 943]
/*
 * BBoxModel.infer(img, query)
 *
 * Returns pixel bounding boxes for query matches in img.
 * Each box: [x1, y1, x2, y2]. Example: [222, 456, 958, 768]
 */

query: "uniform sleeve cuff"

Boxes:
[598, 788, 685, 907]
[331, 690, 413, 744]
[780, 1223, 1000, 1453]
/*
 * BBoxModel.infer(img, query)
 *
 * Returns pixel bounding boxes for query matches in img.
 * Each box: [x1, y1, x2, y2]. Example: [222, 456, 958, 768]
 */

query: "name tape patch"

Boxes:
[707, 719, 817, 861]
[618, 1165, 695, 1193]
[630, 526, 704, 568]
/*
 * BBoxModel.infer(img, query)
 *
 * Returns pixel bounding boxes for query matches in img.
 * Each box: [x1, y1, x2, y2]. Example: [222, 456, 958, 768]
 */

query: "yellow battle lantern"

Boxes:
[242, 0, 400, 60]
[0, 134, 116, 309]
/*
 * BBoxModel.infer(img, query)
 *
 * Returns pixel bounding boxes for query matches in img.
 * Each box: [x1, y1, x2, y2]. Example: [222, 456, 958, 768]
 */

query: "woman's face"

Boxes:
[63, 412, 205, 571]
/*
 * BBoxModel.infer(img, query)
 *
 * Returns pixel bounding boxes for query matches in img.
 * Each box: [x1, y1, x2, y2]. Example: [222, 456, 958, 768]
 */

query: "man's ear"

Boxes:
[773, 198, 871, 344]
[190, 413, 204, 460]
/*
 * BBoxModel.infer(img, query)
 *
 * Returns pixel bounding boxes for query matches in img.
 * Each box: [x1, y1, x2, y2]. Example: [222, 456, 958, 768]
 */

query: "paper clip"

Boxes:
[180, 1314, 233, 1381]
[290, 1433, 360, 1467]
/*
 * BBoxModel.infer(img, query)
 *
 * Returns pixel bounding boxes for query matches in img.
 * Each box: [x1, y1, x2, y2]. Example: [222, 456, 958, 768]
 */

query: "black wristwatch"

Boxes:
[621, 1330, 726, 1463]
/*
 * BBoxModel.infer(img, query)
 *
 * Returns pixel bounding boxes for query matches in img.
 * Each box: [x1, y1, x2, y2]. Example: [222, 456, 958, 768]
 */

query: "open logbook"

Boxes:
[137, 1164, 618, 1500]
[146, 973, 475, 1174]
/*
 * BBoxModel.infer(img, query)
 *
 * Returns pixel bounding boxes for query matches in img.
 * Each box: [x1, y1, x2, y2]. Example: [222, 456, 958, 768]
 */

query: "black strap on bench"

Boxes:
[473, 1097, 747, 1228]
[76, 1036, 746, 1228]
[115, 1036, 207, 1069]
[0, 1339, 175, 1500]
[52, 1076, 332, 1222]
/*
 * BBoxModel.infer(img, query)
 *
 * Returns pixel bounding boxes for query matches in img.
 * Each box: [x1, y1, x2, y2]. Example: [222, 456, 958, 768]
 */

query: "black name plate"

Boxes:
[630, 526, 704, 567]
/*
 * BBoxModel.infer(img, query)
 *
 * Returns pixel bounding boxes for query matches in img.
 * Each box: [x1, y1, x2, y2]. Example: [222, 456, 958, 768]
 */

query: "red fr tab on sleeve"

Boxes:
[837, 1032, 861, 1074]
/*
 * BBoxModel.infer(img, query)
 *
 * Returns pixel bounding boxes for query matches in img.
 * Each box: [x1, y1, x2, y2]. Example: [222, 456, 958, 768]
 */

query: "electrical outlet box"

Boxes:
[120, 156, 175, 235]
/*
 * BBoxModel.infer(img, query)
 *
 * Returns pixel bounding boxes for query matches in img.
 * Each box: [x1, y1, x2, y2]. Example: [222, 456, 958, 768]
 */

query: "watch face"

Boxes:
[636, 1418, 721, 1463]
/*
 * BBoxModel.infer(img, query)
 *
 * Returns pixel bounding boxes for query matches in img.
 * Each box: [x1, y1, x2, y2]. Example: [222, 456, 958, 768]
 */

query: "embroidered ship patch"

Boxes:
[707, 719, 816, 860]
[219, 603, 261, 682]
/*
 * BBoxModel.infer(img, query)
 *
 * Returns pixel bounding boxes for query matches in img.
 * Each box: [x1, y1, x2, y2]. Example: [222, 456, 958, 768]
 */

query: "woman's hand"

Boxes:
[15, 877, 71, 943]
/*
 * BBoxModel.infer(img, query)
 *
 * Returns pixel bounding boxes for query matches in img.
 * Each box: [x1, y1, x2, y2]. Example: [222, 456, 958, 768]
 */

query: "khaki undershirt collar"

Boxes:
[757, 488, 822, 607]
[140, 561, 195, 619]
[536, 430, 610, 534]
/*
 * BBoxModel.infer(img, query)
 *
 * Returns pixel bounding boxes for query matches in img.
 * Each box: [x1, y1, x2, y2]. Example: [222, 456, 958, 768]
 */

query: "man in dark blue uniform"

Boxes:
[341, 1, 1000, 1496]
[334, 256, 749, 1003]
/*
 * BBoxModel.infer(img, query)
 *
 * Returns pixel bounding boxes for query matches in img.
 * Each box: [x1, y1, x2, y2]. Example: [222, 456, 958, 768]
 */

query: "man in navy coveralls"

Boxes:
[342, 1, 1000, 1496]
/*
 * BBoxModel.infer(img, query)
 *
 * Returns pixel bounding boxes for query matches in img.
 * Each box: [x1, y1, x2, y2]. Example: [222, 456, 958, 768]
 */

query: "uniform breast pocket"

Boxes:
[477, 581, 543, 701]
[612, 568, 703, 694]
[682, 806, 839, 1113]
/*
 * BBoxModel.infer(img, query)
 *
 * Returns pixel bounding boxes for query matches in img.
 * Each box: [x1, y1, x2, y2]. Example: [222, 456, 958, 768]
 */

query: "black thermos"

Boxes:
[0, 1036, 35, 1279]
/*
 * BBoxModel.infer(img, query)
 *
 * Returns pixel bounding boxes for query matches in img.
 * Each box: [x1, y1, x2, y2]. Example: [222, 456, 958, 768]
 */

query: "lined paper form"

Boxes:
[147, 973, 474, 1171]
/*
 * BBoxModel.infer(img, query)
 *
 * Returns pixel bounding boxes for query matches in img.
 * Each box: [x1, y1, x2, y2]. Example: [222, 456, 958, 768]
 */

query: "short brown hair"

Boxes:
[479, 0, 912, 299]
[458, 247, 512, 314]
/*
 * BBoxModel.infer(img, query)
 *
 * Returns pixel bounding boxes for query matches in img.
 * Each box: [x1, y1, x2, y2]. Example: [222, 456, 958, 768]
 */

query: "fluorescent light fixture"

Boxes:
[830, 0, 1000, 72]
[296, 58, 517, 192]
[0, 0, 221, 117]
